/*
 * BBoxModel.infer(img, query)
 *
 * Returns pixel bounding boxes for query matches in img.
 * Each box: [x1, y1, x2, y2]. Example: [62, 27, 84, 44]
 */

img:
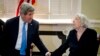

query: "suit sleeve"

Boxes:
[0, 19, 4, 43]
[0, 19, 4, 39]
[0, 19, 5, 43]
[32, 22, 48, 55]
[1, 20, 11, 55]
[0, 19, 4, 55]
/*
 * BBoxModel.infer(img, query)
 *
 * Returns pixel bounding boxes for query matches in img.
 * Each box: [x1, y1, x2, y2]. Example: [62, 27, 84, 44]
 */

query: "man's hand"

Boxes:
[45, 52, 51, 56]
[30, 43, 35, 56]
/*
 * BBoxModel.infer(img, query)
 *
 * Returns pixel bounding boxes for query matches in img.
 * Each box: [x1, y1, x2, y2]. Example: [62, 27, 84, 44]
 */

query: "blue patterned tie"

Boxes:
[20, 23, 27, 56]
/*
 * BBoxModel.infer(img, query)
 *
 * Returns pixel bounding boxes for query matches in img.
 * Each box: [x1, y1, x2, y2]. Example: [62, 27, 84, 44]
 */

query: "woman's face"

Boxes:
[73, 16, 81, 28]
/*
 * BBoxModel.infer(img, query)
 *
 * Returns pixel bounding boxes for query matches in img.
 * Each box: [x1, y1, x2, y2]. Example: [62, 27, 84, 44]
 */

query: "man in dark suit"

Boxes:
[0, 19, 4, 41]
[0, 19, 4, 55]
[0, 19, 4, 38]
[2, 2, 50, 56]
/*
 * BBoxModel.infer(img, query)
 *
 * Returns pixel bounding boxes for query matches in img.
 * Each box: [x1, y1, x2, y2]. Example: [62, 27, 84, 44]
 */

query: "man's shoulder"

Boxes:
[6, 16, 19, 24]
[0, 19, 4, 25]
[31, 19, 39, 25]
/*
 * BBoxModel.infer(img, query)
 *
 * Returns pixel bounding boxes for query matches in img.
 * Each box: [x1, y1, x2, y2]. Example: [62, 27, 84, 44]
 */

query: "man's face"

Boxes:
[21, 12, 33, 23]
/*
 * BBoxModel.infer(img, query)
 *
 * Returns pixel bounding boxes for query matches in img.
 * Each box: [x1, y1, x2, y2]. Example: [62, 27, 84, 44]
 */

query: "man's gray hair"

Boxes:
[20, 2, 35, 15]
[76, 13, 89, 28]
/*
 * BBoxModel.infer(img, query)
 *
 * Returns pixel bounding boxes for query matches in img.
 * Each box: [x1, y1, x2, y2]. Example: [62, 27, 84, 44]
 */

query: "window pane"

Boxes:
[0, 0, 81, 19]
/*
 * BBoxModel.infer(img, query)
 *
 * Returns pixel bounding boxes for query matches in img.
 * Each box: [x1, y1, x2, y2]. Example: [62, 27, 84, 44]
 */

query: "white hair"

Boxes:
[76, 13, 89, 28]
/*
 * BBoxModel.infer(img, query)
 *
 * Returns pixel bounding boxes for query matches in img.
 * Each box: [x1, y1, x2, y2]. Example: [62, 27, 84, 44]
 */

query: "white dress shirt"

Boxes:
[15, 16, 28, 50]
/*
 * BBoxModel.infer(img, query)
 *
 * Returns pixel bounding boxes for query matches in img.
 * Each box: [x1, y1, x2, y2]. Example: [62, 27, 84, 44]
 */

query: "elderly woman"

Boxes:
[51, 14, 98, 56]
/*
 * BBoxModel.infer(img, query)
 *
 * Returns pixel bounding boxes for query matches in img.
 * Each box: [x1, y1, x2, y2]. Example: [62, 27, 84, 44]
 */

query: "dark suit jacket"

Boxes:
[0, 19, 4, 40]
[0, 19, 4, 54]
[52, 28, 99, 56]
[0, 19, 4, 37]
[2, 16, 48, 56]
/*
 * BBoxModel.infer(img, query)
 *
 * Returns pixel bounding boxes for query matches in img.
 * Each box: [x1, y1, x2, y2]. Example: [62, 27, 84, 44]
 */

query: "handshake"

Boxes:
[45, 52, 51, 56]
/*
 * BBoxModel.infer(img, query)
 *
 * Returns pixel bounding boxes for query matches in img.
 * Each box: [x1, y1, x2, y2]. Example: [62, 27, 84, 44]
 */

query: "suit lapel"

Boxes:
[13, 16, 20, 46]
[27, 20, 34, 45]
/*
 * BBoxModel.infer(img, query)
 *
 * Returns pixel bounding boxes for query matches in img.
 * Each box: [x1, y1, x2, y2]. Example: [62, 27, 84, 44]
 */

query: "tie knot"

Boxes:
[24, 22, 26, 25]
[23, 22, 26, 27]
